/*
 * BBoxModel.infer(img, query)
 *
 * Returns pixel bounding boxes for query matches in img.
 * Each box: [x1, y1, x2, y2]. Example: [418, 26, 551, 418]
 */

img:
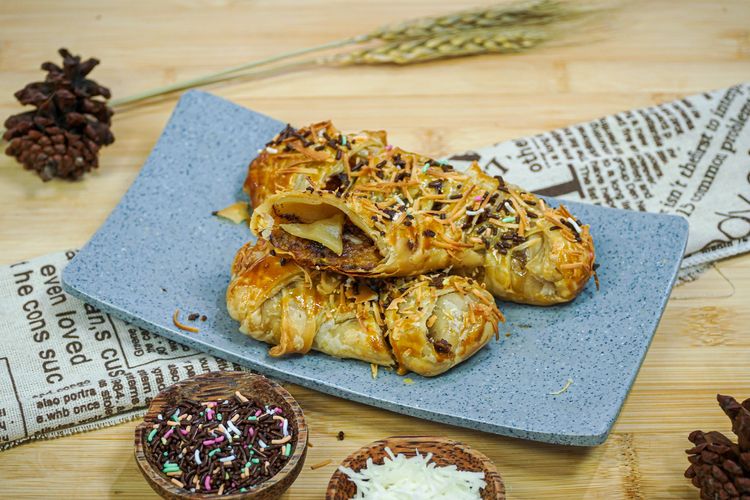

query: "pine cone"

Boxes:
[685, 394, 750, 499]
[3, 48, 114, 181]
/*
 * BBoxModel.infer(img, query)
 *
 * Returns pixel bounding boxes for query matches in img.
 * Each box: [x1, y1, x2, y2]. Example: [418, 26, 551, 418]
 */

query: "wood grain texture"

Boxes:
[326, 436, 504, 499]
[0, 0, 749, 498]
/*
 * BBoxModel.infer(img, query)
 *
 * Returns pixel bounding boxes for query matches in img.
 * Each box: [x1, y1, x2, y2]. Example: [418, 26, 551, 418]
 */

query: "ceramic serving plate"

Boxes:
[63, 91, 688, 446]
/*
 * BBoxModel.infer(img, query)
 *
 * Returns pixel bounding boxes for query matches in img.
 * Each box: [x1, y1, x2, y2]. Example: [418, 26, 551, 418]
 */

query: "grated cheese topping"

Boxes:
[340, 447, 486, 499]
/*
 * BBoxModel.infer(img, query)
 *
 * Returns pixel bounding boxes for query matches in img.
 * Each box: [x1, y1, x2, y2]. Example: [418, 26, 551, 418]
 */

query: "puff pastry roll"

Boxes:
[382, 274, 502, 377]
[244, 122, 388, 209]
[227, 239, 393, 366]
[226, 240, 502, 376]
[249, 122, 595, 305]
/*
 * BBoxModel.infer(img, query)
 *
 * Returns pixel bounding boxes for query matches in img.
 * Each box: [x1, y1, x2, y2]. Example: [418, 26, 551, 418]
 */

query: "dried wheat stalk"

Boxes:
[334, 28, 549, 65]
[94, 1, 600, 107]
[336, 0, 597, 65]
[364, 0, 570, 42]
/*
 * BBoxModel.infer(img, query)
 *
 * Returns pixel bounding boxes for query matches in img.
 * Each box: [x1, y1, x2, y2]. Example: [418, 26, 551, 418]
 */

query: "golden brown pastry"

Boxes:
[227, 239, 392, 366]
[382, 274, 502, 377]
[234, 123, 504, 376]
[249, 122, 595, 305]
[226, 240, 502, 376]
[244, 122, 387, 208]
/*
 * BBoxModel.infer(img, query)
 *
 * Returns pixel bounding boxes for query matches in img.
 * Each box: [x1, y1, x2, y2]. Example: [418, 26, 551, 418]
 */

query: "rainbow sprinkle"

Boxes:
[145, 393, 297, 495]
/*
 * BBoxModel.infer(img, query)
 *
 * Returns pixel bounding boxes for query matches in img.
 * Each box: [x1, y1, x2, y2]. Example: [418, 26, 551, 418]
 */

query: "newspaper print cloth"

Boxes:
[0, 251, 243, 450]
[447, 83, 750, 270]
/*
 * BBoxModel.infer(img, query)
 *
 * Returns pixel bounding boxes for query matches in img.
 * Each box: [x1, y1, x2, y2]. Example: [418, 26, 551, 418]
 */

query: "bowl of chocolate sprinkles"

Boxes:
[134, 371, 307, 499]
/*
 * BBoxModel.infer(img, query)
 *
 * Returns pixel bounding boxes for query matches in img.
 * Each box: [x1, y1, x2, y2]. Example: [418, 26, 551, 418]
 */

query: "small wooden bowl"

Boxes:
[326, 436, 504, 499]
[134, 371, 307, 499]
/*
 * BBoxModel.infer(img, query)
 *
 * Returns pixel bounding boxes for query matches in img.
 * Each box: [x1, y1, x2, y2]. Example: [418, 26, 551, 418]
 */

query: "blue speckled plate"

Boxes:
[63, 91, 688, 446]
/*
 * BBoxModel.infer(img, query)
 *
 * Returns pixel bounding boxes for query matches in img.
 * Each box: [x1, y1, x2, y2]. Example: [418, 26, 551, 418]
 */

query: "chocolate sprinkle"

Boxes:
[431, 338, 452, 354]
[144, 393, 296, 495]
[427, 180, 444, 193]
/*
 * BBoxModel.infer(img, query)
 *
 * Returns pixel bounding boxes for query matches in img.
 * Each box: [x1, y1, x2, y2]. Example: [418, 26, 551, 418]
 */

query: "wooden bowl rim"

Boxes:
[134, 371, 308, 499]
[326, 435, 505, 499]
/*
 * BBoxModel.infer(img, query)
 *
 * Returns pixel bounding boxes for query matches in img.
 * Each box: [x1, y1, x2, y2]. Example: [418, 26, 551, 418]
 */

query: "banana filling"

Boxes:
[269, 201, 382, 271]
[280, 213, 345, 255]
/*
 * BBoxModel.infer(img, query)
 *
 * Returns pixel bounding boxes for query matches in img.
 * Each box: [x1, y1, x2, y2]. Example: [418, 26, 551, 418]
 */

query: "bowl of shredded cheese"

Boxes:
[326, 436, 504, 499]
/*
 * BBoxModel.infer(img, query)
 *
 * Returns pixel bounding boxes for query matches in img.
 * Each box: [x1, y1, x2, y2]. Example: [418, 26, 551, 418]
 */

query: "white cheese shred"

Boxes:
[566, 217, 582, 234]
[340, 447, 486, 499]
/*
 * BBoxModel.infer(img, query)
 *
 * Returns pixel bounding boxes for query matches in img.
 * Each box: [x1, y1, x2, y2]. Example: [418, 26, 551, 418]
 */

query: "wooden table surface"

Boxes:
[1, 0, 749, 498]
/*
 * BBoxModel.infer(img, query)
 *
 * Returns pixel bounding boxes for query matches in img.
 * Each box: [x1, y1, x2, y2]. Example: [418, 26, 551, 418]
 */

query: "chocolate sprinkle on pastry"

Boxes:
[249, 121, 595, 306]
[383, 208, 397, 220]
[431, 338, 453, 354]
[394, 171, 410, 182]
[428, 180, 444, 192]
[227, 241, 503, 377]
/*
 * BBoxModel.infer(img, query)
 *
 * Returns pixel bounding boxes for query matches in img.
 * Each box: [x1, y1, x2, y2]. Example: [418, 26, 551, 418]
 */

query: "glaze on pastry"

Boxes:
[249, 122, 595, 305]
[227, 240, 502, 376]
[381, 273, 502, 376]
